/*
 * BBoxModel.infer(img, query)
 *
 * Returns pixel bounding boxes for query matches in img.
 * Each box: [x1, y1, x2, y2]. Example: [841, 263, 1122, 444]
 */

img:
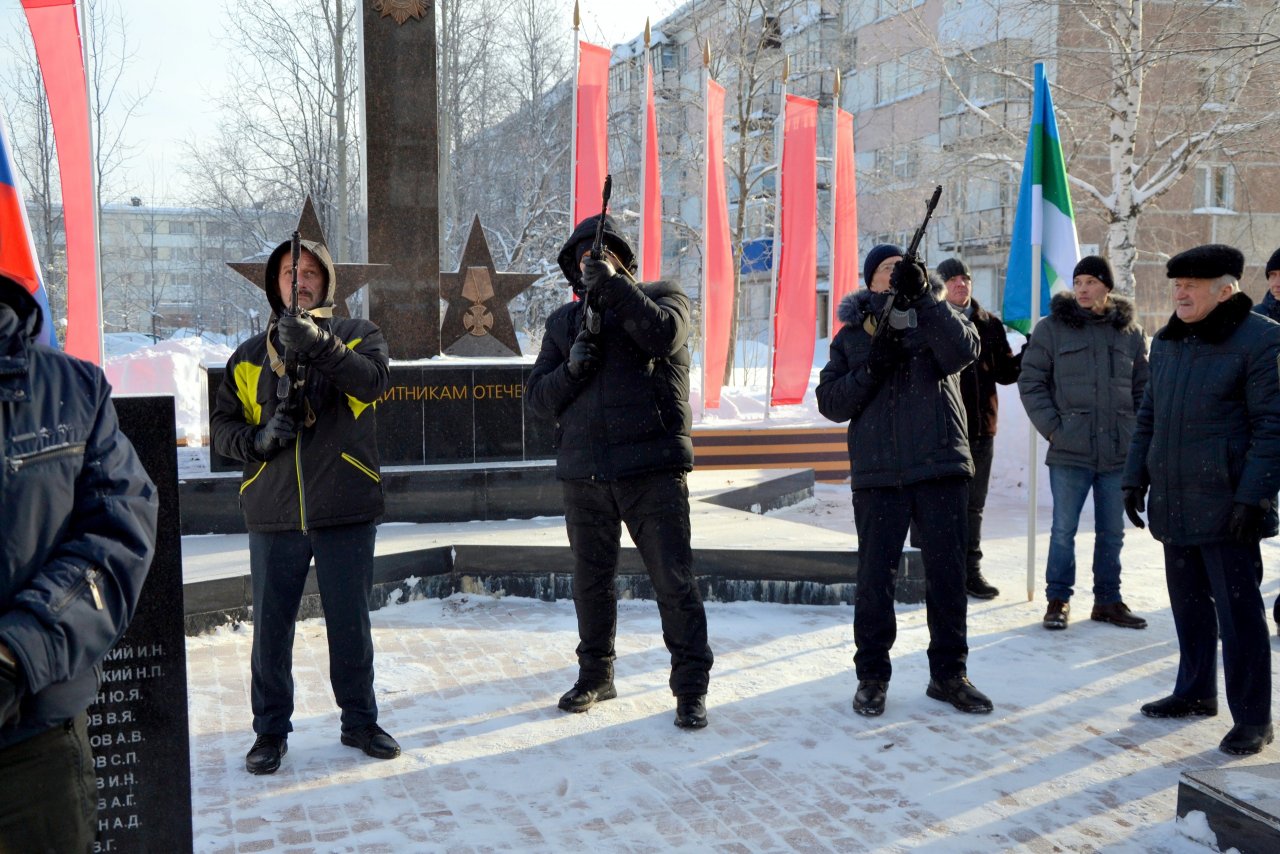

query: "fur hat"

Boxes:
[1072, 255, 1115, 290]
[936, 257, 970, 281]
[1265, 247, 1280, 277]
[1165, 244, 1245, 281]
[863, 244, 904, 288]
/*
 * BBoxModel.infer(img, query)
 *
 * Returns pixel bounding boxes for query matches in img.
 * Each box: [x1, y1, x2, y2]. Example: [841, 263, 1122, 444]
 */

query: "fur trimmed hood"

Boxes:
[836, 276, 947, 328]
[1049, 290, 1138, 331]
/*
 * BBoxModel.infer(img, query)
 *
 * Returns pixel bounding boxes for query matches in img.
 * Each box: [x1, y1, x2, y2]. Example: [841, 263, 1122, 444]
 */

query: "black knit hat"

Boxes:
[1165, 244, 1245, 280]
[1072, 255, 1114, 291]
[1265, 247, 1280, 277]
[936, 258, 970, 281]
[863, 244, 904, 288]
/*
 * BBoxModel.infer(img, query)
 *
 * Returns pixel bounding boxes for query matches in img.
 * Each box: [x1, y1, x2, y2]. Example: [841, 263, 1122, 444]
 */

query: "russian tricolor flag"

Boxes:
[0, 111, 57, 347]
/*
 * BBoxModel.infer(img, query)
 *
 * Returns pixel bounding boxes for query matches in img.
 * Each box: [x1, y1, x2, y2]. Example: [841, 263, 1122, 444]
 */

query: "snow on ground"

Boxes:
[185, 484, 1280, 853]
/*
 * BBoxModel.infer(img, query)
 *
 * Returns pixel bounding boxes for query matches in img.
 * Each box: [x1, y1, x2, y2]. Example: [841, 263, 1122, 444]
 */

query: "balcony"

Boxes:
[940, 99, 1029, 149]
[935, 207, 1014, 252]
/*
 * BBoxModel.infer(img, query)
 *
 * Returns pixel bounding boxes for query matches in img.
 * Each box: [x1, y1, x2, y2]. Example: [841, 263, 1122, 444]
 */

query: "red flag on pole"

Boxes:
[831, 108, 859, 331]
[639, 58, 662, 281]
[703, 78, 732, 410]
[573, 41, 610, 228]
[22, 0, 100, 363]
[0, 112, 57, 347]
[769, 94, 818, 406]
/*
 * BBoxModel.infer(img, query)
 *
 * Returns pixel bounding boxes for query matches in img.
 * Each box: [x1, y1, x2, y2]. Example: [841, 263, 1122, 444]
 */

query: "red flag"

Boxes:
[770, 95, 819, 406]
[573, 41, 610, 229]
[831, 108, 859, 332]
[703, 78, 732, 410]
[0, 112, 57, 347]
[22, 0, 100, 362]
[639, 59, 662, 281]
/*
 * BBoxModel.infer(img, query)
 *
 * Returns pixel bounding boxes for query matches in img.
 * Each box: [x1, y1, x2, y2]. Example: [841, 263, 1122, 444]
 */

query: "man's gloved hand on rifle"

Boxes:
[566, 329, 601, 380]
[0, 643, 24, 727]
[253, 408, 299, 460]
[890, 259, 930, 310]
[581, 255, 633, 311]
[277, 312, 333, 359]
[865, 328, 905, 382]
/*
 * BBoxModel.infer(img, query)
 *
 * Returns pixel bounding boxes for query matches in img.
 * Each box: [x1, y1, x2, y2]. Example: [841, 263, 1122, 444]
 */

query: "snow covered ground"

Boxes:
[184, 484, 1280, 853]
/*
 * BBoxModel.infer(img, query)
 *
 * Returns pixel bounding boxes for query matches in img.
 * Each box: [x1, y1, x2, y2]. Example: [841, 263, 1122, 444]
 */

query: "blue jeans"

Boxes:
[1045, 465, 1124, 604]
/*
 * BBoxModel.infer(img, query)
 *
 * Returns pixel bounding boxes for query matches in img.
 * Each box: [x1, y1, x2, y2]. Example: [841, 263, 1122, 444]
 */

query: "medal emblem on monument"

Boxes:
[372, 0, 428, 25]
[440, 216, 537, 357]
[461, 268, 496, 337]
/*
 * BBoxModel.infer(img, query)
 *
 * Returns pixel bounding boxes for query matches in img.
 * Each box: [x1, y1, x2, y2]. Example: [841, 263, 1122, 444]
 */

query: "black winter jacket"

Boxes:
[816, 284, 979, 489]
[525, 279, 694, 481]
[210, 239, 390, 532]
[0, 277, 157, 750]
[1123, 293, 1280, 545]
[957, 298, 1022, 439]
[1253, 291, 1280, 323]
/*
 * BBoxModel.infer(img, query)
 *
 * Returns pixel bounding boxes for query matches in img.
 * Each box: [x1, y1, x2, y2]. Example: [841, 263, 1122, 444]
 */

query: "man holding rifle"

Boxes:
[817, 188, 991, 717]
[525, 207, 713, 729]
[211, 234, 398, 774]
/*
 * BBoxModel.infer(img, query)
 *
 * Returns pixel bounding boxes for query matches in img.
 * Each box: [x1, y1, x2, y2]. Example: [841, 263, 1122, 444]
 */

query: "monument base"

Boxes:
[1177, 765, 1280, 852]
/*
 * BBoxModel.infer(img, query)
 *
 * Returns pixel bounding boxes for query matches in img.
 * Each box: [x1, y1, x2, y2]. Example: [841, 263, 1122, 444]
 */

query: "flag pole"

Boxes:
[700, 40, 711, 423]
[569, 1, 580, 226]
[639, 19, 651, 281]
[764, 55, 789, 419]
[830, 69, 841, 335]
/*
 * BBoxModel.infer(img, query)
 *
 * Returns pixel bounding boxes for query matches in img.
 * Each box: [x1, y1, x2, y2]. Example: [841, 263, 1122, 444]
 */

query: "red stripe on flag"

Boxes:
[770, 95, 819, 406]
[24, 1, 99, 362]
[703, 79, 733, 410]
[640, 61, 662, 281]
[831, 109, 859, 331]
[573, 41, 610, 229]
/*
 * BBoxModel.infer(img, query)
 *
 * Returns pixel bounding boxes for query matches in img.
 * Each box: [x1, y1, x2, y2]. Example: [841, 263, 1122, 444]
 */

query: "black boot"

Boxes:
[1140, 694, 1217, 719]
[674, 694, 708, 729]
[965, 570, 998, 600]
[245, 734, 287, 775]
[853, 680, 887, 717]
[926, 676, 993, 714]
[1220, 723, 1274, 756]
[341, 723, 401, 759]
[557, 680, 617, 713]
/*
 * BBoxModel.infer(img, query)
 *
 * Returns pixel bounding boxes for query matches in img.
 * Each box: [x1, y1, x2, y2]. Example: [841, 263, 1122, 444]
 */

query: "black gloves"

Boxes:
[277, 312, 331, 359]
[253, 409, 299, 459]
[0, 647, 22, 727]
[566, 329, 601, 380]
[865, 330, 904, 382]
[1123, 486, 1147, 529]
[582, 256, 633, 311]
[1228, 502, 1266, 543]
[580, 256, 614, 292]
[890, 259, 929, 309]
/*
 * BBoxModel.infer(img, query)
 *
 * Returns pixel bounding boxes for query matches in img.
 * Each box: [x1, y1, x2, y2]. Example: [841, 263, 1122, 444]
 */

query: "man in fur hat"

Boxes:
[211, 235, 399, 774]
[1018, 256, 1149, 632]
[817, 245, 992, 718]
[525, 214, 713, 729]
[1125, 243, 1280, 755]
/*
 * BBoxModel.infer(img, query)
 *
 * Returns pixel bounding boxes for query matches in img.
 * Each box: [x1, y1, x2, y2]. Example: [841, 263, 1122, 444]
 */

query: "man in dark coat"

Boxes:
[211, 236, 399, 773]
[816, 245, 992, 718]
[525, 214, 713, 729]
[1254, 247, 1280, 324]
[937, 257, 1022, 599]
[1018, 256, 1149, 631]
[0, 273, 157, 850]
[1124, 243, 1280, 756]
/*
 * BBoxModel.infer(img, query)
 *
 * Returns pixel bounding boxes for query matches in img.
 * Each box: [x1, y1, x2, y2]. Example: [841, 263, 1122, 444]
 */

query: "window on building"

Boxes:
[170, 221, 195, 235]
[1193, 164, 1235, 211]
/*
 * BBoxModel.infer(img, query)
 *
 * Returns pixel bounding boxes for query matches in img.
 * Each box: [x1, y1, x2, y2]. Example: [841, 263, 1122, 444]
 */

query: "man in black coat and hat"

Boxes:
[1124, 243, 1280, 756]
[525, 215, 713, 729]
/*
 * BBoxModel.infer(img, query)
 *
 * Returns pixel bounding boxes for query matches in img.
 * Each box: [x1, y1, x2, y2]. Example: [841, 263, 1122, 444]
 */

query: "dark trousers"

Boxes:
[1164, 540, 1271, 726]
[249, 522, 378, 736]
[966, 436, 995, 574]
[563, 471, 713, 696]
[0, 714, 96, 853]
[853, 477, 969, 682]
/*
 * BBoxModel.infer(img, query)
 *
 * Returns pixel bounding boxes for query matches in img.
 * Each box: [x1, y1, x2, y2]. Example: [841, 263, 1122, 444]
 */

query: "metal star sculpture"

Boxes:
[227, 196, 388, 315]
[439, 216, 538, 357]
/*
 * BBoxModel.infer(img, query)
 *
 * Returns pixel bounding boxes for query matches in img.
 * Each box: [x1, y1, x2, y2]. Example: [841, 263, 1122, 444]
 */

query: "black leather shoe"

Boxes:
[245, 734, 287, 775]
[853, 680, 888, 717]
[926, 676, 993, 714]
[965, 571, 999, 600]
[557, 681, 617, 713]
[341, 723, 401, 759]
[1140, 694, 1218, 719]
[674, 694, 708, 729]
[1091, 601, 1147, 629]
[1220, 723, 1274, 756]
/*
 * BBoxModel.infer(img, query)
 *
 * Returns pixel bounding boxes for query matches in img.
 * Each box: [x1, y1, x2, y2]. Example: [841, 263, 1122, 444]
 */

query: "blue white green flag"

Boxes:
[1002, 63, 1079, 334]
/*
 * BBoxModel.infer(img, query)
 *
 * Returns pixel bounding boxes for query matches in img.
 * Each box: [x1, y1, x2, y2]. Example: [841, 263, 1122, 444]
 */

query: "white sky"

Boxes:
[0, 0, 684, 203]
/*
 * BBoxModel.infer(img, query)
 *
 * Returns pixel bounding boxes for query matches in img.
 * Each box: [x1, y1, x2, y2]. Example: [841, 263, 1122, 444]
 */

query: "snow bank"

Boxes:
[105, 337, 233, 445]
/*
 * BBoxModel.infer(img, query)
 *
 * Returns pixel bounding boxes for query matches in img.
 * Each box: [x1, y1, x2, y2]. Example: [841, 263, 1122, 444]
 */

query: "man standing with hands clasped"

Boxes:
[1125, 244, 1280, 756]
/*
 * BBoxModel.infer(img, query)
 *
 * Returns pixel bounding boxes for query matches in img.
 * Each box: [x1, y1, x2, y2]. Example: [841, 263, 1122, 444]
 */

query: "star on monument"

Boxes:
[372, 0, 428, 25]
[440, 216, 538, 357]
[227, 196, 388, 314]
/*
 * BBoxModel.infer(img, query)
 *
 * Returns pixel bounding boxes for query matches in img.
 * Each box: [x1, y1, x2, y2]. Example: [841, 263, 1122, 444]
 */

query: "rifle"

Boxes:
[276, 230, 306, 415]
[582, 175, 613, 336]
[871, 184, 943, 342]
